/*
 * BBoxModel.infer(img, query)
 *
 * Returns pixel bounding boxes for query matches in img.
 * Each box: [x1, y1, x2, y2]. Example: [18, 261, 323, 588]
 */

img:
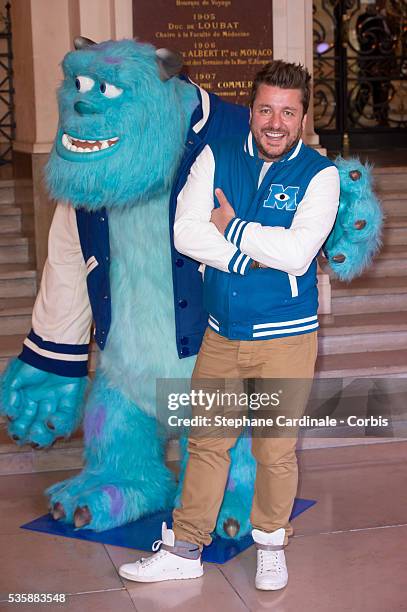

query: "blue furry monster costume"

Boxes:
[0, 38, 381, 538]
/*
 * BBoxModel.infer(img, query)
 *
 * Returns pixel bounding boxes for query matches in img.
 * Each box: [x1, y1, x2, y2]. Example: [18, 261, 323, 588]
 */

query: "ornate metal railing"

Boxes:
[313, 0, 407, 148]
[0, 2, 14, 164]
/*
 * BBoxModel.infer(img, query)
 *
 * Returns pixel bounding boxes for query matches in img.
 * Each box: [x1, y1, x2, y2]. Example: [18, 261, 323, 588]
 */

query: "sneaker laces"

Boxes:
[138, 539, 166, 566]
[258, 549, 285, 575]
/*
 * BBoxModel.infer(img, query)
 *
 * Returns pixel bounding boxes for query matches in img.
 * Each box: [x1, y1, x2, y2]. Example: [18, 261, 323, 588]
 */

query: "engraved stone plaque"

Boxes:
[133, 0, 273, 104]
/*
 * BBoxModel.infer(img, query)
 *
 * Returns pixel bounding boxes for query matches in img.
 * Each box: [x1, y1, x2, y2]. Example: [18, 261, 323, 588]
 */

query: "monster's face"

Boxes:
[56, 71, 123, 162]
[46, 39, 198, 210]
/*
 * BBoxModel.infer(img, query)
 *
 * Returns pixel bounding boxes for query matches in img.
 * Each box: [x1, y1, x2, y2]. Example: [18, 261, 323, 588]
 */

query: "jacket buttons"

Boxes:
[232, 291, 237, 297]
[101, 330, 106, 335]
[176, 258, 184, 267]
[180, 347, 190, 356]
[180, 336, 189, 345]
[100, 216, 105, 222]
[178, 299, 188, 308]
[103, 295, 109, 300]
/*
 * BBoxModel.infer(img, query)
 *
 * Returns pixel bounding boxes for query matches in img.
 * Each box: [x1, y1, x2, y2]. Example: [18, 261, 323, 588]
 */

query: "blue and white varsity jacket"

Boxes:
[174, 132, 340, 341]
[18, 85, 250, 377]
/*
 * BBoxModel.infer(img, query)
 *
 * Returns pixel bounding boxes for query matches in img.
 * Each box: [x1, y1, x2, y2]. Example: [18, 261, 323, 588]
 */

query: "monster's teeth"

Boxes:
[62, 133, 120, 152]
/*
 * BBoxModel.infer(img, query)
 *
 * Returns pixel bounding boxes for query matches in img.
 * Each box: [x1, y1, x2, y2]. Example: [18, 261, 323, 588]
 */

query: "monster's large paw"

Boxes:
[215, 486, 252, 540]
[324, 157, 383, 281]
[0, 359, 86, 448]
[47, 472, 100, 523]
[47, 475, 176, 532]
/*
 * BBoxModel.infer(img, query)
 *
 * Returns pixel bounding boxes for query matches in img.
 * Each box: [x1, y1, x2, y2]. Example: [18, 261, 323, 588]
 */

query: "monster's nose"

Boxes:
[74, 101, 101, 115]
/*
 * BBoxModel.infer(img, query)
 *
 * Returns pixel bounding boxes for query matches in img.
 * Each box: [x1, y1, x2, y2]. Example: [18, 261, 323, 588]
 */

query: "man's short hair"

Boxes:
[249, 60, 312, 115]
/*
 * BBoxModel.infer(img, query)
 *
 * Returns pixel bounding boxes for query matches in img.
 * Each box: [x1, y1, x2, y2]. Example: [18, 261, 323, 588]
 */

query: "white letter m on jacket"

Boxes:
[263, 184, 300, 211]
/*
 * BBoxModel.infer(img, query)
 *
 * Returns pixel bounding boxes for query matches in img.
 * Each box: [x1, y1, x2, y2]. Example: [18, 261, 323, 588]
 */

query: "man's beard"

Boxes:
[252, 123, 303, 162]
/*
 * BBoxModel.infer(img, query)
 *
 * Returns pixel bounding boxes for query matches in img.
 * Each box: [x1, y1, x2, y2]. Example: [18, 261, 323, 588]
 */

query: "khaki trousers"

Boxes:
[172, 328, 318, 549]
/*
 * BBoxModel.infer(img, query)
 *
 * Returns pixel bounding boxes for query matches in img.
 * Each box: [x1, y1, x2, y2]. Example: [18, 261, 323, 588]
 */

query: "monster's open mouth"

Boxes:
[61, 133, 120, 153]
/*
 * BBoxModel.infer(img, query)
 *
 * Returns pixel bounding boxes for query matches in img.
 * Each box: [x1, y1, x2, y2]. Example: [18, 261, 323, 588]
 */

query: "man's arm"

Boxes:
[220, 165, 340, 276]
[174, 145, 253, 276]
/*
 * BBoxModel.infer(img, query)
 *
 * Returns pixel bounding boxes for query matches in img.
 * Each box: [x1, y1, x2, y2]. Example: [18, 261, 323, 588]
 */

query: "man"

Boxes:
[119, 60, 340, 589]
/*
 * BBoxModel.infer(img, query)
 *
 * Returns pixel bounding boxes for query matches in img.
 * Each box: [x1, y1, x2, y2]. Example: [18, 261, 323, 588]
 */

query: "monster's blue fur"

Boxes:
[45, 180, 256, 533]
[46, 40, 198, 209]
[99, 192, 195, 415]
[325, 157, 383, 281]
[46, 374, 176, 531]
[44, 39, 206, 534]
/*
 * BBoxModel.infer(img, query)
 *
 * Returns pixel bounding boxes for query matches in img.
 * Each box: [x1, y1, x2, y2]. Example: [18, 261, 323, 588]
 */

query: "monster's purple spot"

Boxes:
[84, 404, 106, 444]
[102, 485, 124, 517]
[104, 56, 123, 64]
[226, 476, 236, 492]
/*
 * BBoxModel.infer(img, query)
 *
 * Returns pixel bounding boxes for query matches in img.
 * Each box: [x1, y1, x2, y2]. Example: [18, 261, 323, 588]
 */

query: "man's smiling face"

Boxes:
[250, 84, 307, 161]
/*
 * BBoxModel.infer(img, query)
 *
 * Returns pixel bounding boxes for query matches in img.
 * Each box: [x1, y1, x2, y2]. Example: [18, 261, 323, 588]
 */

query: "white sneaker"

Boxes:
[252, 527, 288, 591]
[119, 522, 203, 583]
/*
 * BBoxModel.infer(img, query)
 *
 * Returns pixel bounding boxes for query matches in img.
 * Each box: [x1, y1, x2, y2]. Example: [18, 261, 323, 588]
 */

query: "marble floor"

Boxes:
[0, 440, 406, 612]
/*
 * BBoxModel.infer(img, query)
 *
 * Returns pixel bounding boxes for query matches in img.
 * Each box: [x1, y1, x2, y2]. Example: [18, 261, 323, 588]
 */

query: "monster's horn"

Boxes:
[74, 36, 97, 50]
[156, 48, 184, 80]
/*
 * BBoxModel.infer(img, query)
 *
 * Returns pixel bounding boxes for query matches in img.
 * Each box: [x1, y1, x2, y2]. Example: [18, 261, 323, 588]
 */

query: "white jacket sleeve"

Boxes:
[225, 165, 340, 276]
[174, 145, 253, 276]
[19, 202, 93, 377]
[32, 202, 92, 345]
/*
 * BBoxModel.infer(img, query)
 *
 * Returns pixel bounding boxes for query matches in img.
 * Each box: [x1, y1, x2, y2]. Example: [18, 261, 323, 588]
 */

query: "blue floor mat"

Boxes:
[21, 497, 316, 564]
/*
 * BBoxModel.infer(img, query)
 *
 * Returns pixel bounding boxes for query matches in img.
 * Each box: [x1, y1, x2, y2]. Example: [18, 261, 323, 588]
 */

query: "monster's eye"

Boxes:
[75, 76, 95, 92]
[99, 82, 123, 98]
[275, 193, 290, 202]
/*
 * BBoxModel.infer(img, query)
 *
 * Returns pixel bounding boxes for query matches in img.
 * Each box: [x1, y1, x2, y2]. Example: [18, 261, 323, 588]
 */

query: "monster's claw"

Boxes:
[12, 435, 20, 441]
[46, 420, 55, 430]
[30, 442, 40, 449]
[332, 253, 346, 263]
[354, 219, 367, 230]
[349, 169, 362, 181]
[223, 518, 240, 538]
[6, 415, 14, 422]
[74, 505, 91, 528]
[52, 502, 66, 520]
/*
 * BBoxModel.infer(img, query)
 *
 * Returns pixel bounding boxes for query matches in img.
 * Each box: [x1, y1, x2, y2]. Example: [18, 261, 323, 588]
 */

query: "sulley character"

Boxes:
[0, 38, 381, 538]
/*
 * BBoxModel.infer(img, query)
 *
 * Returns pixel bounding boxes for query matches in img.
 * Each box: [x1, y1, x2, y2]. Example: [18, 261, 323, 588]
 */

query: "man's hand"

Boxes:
[211, 188, 236, 234]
